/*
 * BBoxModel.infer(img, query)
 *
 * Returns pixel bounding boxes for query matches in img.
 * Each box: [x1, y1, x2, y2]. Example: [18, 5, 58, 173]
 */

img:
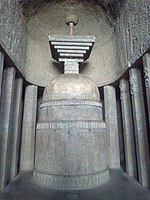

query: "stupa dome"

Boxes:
[43, 74, 100, 101]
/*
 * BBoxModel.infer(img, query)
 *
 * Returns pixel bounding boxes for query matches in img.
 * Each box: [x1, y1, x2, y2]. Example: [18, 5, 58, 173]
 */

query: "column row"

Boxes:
[119, 53, 150, 187]
[0, 52, 38, 190]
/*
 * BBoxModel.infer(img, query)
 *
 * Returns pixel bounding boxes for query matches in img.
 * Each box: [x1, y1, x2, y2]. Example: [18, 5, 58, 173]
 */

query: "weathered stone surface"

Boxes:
[20, 85, 38, 171]
[1, 0, 149, 88]
[34, 39, 109, 189]
[19, 0, 112, 20]
[49, 35, 95, 62]
[104, 85, 120, 169]
[0, 0, 27, 76]
[34, 85, 108, 190]
[34, 125, 109, 190]
[0, 52, 4, 101]
[116, 0, 150, 69]
[119, 79, 137, 178]
[0, 67, 16, 190]
[25, 0, 119, 87]
[35, 124, 107, 174]
[34, 121, 109, 190]
[129, 68, 150, 187]
[43, 74, 100, 101]
[40, 99, 103, 122]
[1, 170, 150, 200]
[33, 170, 109, 190]
[143, 53, 150, 129]
[5, 78, 23, 183]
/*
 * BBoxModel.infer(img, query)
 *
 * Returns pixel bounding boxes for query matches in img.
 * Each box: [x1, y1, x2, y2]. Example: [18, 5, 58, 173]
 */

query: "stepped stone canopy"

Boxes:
[49, 34, 95, 61]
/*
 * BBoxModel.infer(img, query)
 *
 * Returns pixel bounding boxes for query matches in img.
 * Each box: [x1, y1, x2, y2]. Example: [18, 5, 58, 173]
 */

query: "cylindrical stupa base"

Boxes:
[33, 170, 109, 190]
[33, 121, 109, 190]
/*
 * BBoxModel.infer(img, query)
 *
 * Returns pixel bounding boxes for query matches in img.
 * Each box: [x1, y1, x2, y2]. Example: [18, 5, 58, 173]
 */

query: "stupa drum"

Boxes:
[33, 34, 109, 190]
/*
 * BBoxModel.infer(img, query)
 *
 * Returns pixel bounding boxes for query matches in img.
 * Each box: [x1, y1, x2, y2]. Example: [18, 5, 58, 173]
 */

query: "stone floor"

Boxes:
[0, 169, 150, 200]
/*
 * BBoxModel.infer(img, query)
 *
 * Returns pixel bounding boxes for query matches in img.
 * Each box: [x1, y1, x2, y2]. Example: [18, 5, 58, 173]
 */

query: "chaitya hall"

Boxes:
[0, 0, 150, 199]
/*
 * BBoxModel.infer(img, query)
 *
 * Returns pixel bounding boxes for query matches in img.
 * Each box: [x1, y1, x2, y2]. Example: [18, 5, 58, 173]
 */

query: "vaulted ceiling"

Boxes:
[19, 0, 125, 21]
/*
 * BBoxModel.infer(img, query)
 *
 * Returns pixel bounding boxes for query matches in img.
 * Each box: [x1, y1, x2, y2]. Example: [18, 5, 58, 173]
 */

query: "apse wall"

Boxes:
[0, 0, 149, 87]
[115, 0, 150, 69]
[24, 0, 119, 87]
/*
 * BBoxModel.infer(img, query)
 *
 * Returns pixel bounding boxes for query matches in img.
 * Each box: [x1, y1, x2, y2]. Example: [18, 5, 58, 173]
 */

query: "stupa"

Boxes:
[33, 15, 109, 190]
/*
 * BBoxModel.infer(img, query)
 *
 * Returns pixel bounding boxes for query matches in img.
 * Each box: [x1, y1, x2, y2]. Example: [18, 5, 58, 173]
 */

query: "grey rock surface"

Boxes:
[0, 52, 4, 100]
[24, 0, 118, 87]
[5, 78, 23, 185]
[116, 0, 150, 69]
[0, 0, 27, 77]
[104, 86, 120, 169]
[34, 74, 109, 189]
[0, 67, 16, 190]
[119, 79, 137, 178]
[0, 169, 150, 200]
[129, 68, 150, 187]
[0, 0, 149, 87]
[143, 53, 150, 128]
[33, 37, 109, 189]
[43, 74, 100, 101]
[20, 85, 38, 172]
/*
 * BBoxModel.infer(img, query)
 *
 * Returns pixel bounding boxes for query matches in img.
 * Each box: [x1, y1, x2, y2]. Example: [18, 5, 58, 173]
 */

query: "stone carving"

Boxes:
[24, 0, 119, 87]
[41, 99, 102, 108]
[64, 60, 79, 74]
[143, 53, 150, 129]
[129, 68, 141, 95]
[143, 60, 150, 88]
[119, 79, 137, 177]
[33, 170, 109, 190]
[37, 121, 106, 130]
[129, 68, 150, 186]
[119, 79, 129, 101]
[33, 31, 109, 190]
[103, 85, 120, 168]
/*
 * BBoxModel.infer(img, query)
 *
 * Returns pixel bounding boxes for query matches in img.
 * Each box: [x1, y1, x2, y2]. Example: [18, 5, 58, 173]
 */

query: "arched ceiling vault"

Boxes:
[22, 0, 122, 87]
[19, 0, 125, 22]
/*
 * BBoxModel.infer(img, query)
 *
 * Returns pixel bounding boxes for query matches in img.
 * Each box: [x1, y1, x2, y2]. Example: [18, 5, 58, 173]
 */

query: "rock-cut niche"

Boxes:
[24, 0, 119, 87]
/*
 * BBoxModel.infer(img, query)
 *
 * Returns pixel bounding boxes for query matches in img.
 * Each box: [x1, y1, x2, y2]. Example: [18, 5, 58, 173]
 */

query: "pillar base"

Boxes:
[33, 170, 109, 190]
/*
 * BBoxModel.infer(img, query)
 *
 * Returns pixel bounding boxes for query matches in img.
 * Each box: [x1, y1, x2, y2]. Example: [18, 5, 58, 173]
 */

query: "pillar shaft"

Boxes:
[0, 67, 16, 189]
[5, 78, 23, 183]
[143, 53, 150, 128]
[129, 68, 150, 187]
[119, 79, 137, 177]
[104, 85, 120, 168]
[0, 52, 4, 100]
[20, 85, 38, 171]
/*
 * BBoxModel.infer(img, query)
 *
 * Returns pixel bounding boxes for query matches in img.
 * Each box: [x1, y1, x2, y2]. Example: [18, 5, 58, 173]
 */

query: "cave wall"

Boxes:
[0, 0, 27, 76]
[115, 0, 150, 69]
[24, 0, 119, 87]
[0, 0, 149, 87]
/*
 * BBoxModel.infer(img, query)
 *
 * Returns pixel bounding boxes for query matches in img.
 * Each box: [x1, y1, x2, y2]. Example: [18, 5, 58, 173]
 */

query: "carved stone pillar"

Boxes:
[129, 68, 150, 187]
[119, 79, 137, 178]
[143, 53, 150, 129]
[0, 52, 4, 100]
[103, 85, 120, 169]
[0, 67, 16, 190]
[5, 78, 23, 182]
[20, 85, 38, 171]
